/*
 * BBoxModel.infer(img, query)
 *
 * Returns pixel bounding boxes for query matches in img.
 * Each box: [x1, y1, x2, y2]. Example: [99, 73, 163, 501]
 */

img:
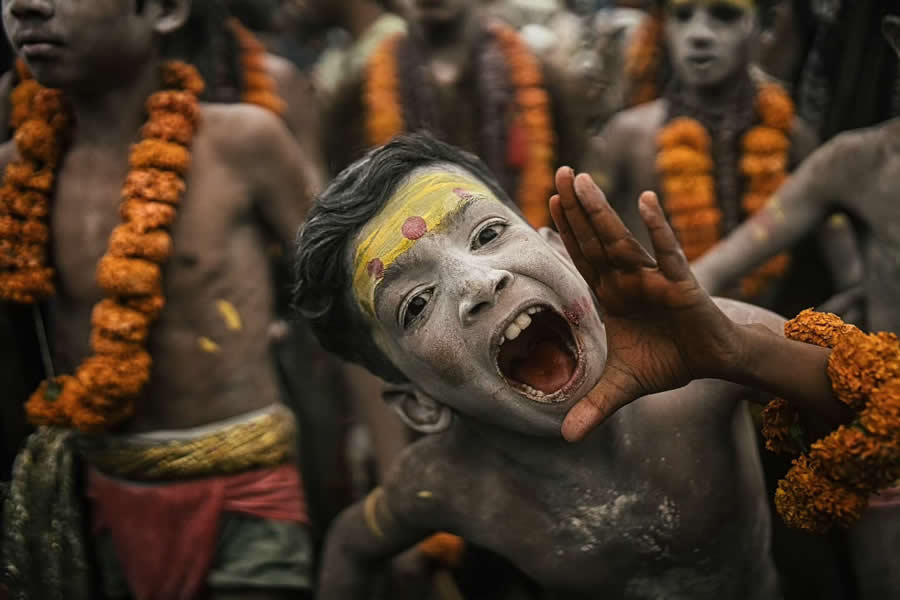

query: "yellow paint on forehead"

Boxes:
[352, 172, 496, 317]
[668, 0, 755, 9]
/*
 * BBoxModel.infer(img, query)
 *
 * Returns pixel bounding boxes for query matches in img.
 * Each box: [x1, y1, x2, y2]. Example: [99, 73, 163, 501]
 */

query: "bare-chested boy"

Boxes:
[294, 133, 856, 598]
[0, 1, 312, 598]
[693, 14, 900, 599]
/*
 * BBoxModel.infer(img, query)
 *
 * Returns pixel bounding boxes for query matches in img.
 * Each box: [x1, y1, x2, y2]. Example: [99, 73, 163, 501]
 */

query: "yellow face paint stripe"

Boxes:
[352, 173, 496, 317]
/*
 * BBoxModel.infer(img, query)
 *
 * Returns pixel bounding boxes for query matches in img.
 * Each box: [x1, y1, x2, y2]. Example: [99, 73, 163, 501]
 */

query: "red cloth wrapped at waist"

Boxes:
[87, 463, 308, 600]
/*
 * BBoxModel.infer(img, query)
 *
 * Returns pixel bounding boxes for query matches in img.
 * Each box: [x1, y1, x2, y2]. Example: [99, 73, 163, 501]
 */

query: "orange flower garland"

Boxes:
[0, 61, 204, 432]
[764, 310, 900, 533]
[364, 24, 556, 229]
[624, 8, 663, 107]
[228, 18, 286, 117]
[657, 84, 793, 299]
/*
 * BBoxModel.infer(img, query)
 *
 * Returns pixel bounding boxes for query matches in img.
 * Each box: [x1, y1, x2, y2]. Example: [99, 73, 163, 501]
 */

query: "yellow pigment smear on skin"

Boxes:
[198, 337, 221, 353]
[668, 0, 755, 9]
[216, 299, 242, 331]
[353, 173, 495, 317]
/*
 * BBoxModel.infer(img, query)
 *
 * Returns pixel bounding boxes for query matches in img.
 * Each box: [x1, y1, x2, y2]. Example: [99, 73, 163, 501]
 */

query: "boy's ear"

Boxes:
[884, 15, 900, 58]
[383, 383, 452, 434]
[153, 0, 191, 36]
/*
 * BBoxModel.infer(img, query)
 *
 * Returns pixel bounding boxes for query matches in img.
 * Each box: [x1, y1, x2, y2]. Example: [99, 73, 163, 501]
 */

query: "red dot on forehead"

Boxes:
[367, 258, 384, 279]
[402, 216, 427, 240]
[453, 187, 476, 201]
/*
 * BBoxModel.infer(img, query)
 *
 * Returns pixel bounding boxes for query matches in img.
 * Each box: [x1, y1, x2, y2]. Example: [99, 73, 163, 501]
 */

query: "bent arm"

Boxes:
[692, 140, 840, 294]
[319, 487, 433, 599]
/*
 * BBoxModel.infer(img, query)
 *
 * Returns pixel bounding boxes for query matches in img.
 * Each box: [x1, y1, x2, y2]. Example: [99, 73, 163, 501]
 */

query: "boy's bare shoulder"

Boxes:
[200, 101, 289, 149]
[381, 431, 477, 530]
[602, 98, 666, 141]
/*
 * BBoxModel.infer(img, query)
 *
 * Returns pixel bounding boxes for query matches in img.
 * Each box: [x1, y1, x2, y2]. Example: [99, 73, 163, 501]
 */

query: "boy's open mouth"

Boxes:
[494, 305, 584, 403]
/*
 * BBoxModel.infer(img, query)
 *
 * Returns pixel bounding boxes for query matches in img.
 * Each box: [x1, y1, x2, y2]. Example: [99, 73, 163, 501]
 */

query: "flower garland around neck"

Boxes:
[228, 17, 286, 117]
[761, 310, 900, 533]
[0, 60, 205, 432]
[365, 23, 555, 229]
[656, 84, 794, 299]
[624, 8, 663, 108]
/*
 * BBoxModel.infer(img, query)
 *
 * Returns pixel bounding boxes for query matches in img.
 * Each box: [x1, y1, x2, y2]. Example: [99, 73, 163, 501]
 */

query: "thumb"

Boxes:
[561, 363, 641, 442]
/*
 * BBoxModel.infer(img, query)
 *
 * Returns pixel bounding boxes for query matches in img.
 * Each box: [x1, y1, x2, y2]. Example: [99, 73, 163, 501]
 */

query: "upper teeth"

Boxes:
[500, 306, 544, 343]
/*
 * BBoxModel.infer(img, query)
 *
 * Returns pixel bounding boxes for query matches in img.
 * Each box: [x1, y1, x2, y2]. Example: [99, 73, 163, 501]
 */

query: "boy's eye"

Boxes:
[709, 3, 743, 23]
[673, 4, 694, 22]
[472, 222, 506, 250]
[402, 289, 433, 329]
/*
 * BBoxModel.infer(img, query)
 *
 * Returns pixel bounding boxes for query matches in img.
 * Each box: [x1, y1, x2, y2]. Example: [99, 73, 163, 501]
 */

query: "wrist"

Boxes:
[711, 321, 770, 384]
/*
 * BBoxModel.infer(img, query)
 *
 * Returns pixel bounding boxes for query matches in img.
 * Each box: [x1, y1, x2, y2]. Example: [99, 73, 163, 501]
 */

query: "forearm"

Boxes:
[722, 323, 851, 426]
[318, 505, 387, 599]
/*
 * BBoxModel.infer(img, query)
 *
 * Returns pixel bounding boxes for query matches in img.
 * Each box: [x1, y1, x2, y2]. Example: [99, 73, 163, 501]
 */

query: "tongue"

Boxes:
[511, 338, 576, 394]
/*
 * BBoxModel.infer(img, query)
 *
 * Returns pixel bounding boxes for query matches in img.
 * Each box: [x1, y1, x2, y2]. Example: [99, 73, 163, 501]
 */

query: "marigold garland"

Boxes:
[624, 8, 663, 107]
[364, 24, 556, 229]
[657, 84, 794, 299]
[228, 18, 286, 117]
[763, 310, 900, 533]
[1, 60, 204, 432]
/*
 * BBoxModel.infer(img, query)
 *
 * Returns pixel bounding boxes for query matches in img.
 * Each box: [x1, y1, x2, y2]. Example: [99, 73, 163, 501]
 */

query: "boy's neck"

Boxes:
[68, 55, 163, 147]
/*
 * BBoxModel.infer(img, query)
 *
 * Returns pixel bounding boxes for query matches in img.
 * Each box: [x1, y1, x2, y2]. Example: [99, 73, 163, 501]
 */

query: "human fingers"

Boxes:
[573, 174, 656, 271]
[556, 168, 609, 267]
[550, 194, 594, 281]
[637, 191, 691, 281]
[561, 362, 641, 442]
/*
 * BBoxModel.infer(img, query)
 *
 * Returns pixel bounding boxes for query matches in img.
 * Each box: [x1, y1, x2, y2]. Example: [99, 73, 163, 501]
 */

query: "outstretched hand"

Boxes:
[549, 168, 741, 441]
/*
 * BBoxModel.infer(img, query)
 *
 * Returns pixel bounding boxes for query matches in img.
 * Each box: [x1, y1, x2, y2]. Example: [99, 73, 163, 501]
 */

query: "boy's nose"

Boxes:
[458, 268, 513, 325]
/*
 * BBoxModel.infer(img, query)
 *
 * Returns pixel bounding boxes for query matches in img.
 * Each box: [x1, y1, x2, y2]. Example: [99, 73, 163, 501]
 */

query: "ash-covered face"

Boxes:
[2, 0, 162, 89]
[664, 0, 757, 90]
[350, 166, 608, 437]
[396, 0, 475, 28]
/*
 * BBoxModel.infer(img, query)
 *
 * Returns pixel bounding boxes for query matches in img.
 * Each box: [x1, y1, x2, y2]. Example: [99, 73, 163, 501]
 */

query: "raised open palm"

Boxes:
[549, 168, 740, 441]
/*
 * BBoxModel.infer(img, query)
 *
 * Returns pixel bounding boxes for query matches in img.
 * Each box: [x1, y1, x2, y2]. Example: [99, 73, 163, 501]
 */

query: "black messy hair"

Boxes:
[293, 133, 519, 382]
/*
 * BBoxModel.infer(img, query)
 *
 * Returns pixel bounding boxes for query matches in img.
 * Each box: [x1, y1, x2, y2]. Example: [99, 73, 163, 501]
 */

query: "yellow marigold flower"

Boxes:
[828, 329, 900, 410]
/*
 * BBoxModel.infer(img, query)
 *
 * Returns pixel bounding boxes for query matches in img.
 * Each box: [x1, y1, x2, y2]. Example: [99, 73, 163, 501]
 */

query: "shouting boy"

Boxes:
[295, 134, 853, 598]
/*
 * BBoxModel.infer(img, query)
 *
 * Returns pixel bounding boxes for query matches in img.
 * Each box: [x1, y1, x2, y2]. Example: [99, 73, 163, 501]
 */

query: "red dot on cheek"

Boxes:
[402, 216, 427, 240]
[367, 258, 384, 279]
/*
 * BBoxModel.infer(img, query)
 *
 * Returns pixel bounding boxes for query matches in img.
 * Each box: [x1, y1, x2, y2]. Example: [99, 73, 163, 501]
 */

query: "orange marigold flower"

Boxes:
[129, 139, 192, 174]
[756, 84, 794, 130]
[754, 254, 791, 277]
[748, 172, 787, 196]
[119, 199, 177, 232]
[658, 118, 711, 151]
[123, 294, 166, 321]
[96, 255, 162, 297]
[365, 34, 406, 146]
[76, 351, 152, 399]
[828, 329, 900, 410]
[160, 60, 205, 96]
[145, 91, 201, 126]
[0, 268, 54, 303]
[20, 219, 49, 244]
[419, 533, 465, 568]
[90, 328, 144, 357]
[742, 193, 770, 215]
[661, 174, 715, 200]
[670, 207, 722, 230]
[13, 119, 63, 167]
[108, 223, 172, 263]
[810, 425, 900, 492]
[243, 70, 272, 92]
[91, 298, 151, 343]
[25, 376, 72, 427]
[1, 187, 50, 219]
[860, 379, 900, 438]
[742, 126, 790, 154]
[740, 153, 788, 177]
[775, 455, 867, 533]
[142, 112, 195, 145]
[784, 309, 857, 349]
[761, 397, 804, 455]
[122, 168, 185, 205]
[5, 161, 54, 193]
[0, 241, 46, 269]
[0, 215, 20, 239]
[656, 147, 713, 175]
[516, 87, 550, 110]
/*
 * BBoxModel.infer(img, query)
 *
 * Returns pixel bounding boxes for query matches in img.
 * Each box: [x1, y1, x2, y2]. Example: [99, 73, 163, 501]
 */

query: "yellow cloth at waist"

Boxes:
[76, 405, 297, 481]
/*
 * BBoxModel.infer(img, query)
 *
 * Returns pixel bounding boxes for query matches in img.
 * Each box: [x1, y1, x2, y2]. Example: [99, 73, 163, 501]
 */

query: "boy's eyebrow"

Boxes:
[372, 196, 490, 311]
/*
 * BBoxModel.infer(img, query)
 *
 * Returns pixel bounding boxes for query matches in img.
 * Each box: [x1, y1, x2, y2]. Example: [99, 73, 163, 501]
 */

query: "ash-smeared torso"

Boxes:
[824, 120, 900, 334]
[0, 104, 287, 432]
[394, 379, 776, 598]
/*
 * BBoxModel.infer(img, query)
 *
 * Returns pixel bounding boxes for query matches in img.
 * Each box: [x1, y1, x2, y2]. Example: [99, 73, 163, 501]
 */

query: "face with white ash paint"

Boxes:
[664, 0, 757, 90]
[350, 166, 608, 437]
